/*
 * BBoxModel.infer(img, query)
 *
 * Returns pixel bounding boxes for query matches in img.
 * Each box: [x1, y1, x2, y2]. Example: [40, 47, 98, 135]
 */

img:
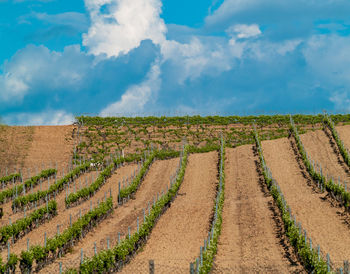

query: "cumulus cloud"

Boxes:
[160, 38, 236, 84]
[0, 44, 91, 103]
[205, 0, 350, 40]
[4, 110, 75, 125]
[4, 0, 350, 124]
[83, 0, 166, 57]
[100, 61, 161, 116]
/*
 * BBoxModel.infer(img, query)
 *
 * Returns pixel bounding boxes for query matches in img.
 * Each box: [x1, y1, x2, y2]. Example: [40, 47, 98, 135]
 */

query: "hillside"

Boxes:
[0, 114, 349, 273]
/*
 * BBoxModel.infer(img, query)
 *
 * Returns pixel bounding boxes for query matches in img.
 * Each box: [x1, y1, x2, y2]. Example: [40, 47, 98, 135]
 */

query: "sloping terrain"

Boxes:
[262, 137, 350, 268]
[336, 125, 350, 152]
[40, 157, 180, 273]
[23, 126, 75, 173]
[213, 145, 303, 273]
[300, 129, 350, 183]
[120, 152, 218, 273]
[0, 126, 33, 174]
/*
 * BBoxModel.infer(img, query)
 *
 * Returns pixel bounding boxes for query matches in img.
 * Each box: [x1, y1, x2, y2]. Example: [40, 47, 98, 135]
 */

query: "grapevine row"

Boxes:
[118, 149, 181, 201]
[253, 126, 329, 272]
[0, 168, 56, 206]
[290, 116, 350, 209]
[65, 144, 189, 273]
[0, 200, 57, 245]
[13, 197, 113, 272]
[12, 163, 90, 212]
[65, 150, 157, 207]
[192, 136, 225, 273]
[323, 114, 350, 169]
[0, 173, 21, 187]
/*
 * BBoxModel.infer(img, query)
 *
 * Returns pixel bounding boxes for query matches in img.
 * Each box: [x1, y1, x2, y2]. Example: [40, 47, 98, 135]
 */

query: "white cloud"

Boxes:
[226, 24, 261, 39]
[83, 0, 166, 57]
[4, 110, 75, 126]
[100, 61, 161, 116]
[0, 44, 91, 102]
[303, 35, 350, 85]
[160, 38, 235, 84]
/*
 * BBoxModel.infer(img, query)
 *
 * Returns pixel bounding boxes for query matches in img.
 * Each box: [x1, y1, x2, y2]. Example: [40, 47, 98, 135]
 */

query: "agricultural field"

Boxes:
[1, 114, 350, 273]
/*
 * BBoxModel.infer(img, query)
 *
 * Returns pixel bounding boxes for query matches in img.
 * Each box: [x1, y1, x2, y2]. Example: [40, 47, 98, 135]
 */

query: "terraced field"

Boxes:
[0, 114, 350, 273]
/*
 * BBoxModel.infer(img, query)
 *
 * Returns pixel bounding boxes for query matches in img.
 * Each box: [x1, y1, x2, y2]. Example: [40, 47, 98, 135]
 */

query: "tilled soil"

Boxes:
[23, 126, 75, 173]
[40, 157, 180, 273]
[0, 164, 137, 262]
[0, 168, 100, 226]
[336, 125, 350, 153]
[300, 129, 350, 183]
[262, 137, 350, 268]
[0, 126, 33, 174]
[213, 146, 304, 273]
[120, 151, 218, 273]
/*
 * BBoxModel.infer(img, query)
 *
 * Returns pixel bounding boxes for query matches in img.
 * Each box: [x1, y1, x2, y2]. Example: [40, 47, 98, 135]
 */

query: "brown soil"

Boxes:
[300, 129, 350, 183]
[262, 137, 350, 268]
[120, 151, 218, 273]
[0, 126, 33, 175]
[39, 157, 180, 273]
[23, 126, 75, 173]
[0, 164, 137, 262]
[336, 125, 350, 153]
[0, 167, 97, 227]
[213, 146, 304, 273]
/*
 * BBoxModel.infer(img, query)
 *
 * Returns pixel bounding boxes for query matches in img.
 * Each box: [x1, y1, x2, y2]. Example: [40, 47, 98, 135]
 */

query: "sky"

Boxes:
[1, 0, 350, 125]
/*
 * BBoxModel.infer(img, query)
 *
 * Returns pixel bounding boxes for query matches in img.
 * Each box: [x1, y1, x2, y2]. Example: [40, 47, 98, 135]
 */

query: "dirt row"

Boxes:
[42, 157, 180, 273]
[213, 146, 303, 273]
[0, 168, 101, 227]
[262, 137, 350, 268]
[300, 128, 350, 184]
[336, 125, 350, 152]
[120, 152, 218, 273]
[0, 163, 137, 262]
[3, 123, 350, 272]
[0, 126, 75, 178]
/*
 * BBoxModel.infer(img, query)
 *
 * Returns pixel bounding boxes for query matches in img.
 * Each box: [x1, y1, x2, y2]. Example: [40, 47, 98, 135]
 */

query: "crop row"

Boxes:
[76, 114, 350, 127]
[65, 145, 189, 273]
[0, 173, 21, 187]
[323, 114, 350, 169]
[192, 136, 225, 273]
[118, 149, 182, 201]
[290, 117, 350, 209]
[253, 125, 329, 272]
[12, 163, 90, 212]
[3, 197, 114, 273]
[65, 150, 158, 207]
[0, 169, 56, 206]
[0, 201, 57, 245]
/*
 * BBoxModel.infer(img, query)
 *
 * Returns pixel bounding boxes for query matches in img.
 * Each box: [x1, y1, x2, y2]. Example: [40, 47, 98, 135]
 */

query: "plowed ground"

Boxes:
[262, 137, 350, 268]
[213, 145, 303, 273]
[120, 152, 218, 273]
[300, 129, 350, 184]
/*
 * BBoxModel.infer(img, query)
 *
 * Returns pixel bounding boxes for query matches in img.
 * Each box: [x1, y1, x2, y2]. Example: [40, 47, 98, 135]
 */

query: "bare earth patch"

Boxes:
[120, 151, 218, 273]
[262, 137, 350, 268]
[213, 145, 304, 273]
[23, 126, 75, 173]
[300, 129, 350, 183]
[0, 126, 33, 174]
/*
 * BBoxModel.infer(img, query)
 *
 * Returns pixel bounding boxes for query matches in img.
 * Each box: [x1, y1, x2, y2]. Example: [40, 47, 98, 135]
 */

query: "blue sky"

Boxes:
[1, 0, 350, 125]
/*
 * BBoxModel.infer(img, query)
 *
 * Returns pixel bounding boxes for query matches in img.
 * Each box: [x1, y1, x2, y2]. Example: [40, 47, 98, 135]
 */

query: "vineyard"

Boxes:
[1, 114, 350, 273]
